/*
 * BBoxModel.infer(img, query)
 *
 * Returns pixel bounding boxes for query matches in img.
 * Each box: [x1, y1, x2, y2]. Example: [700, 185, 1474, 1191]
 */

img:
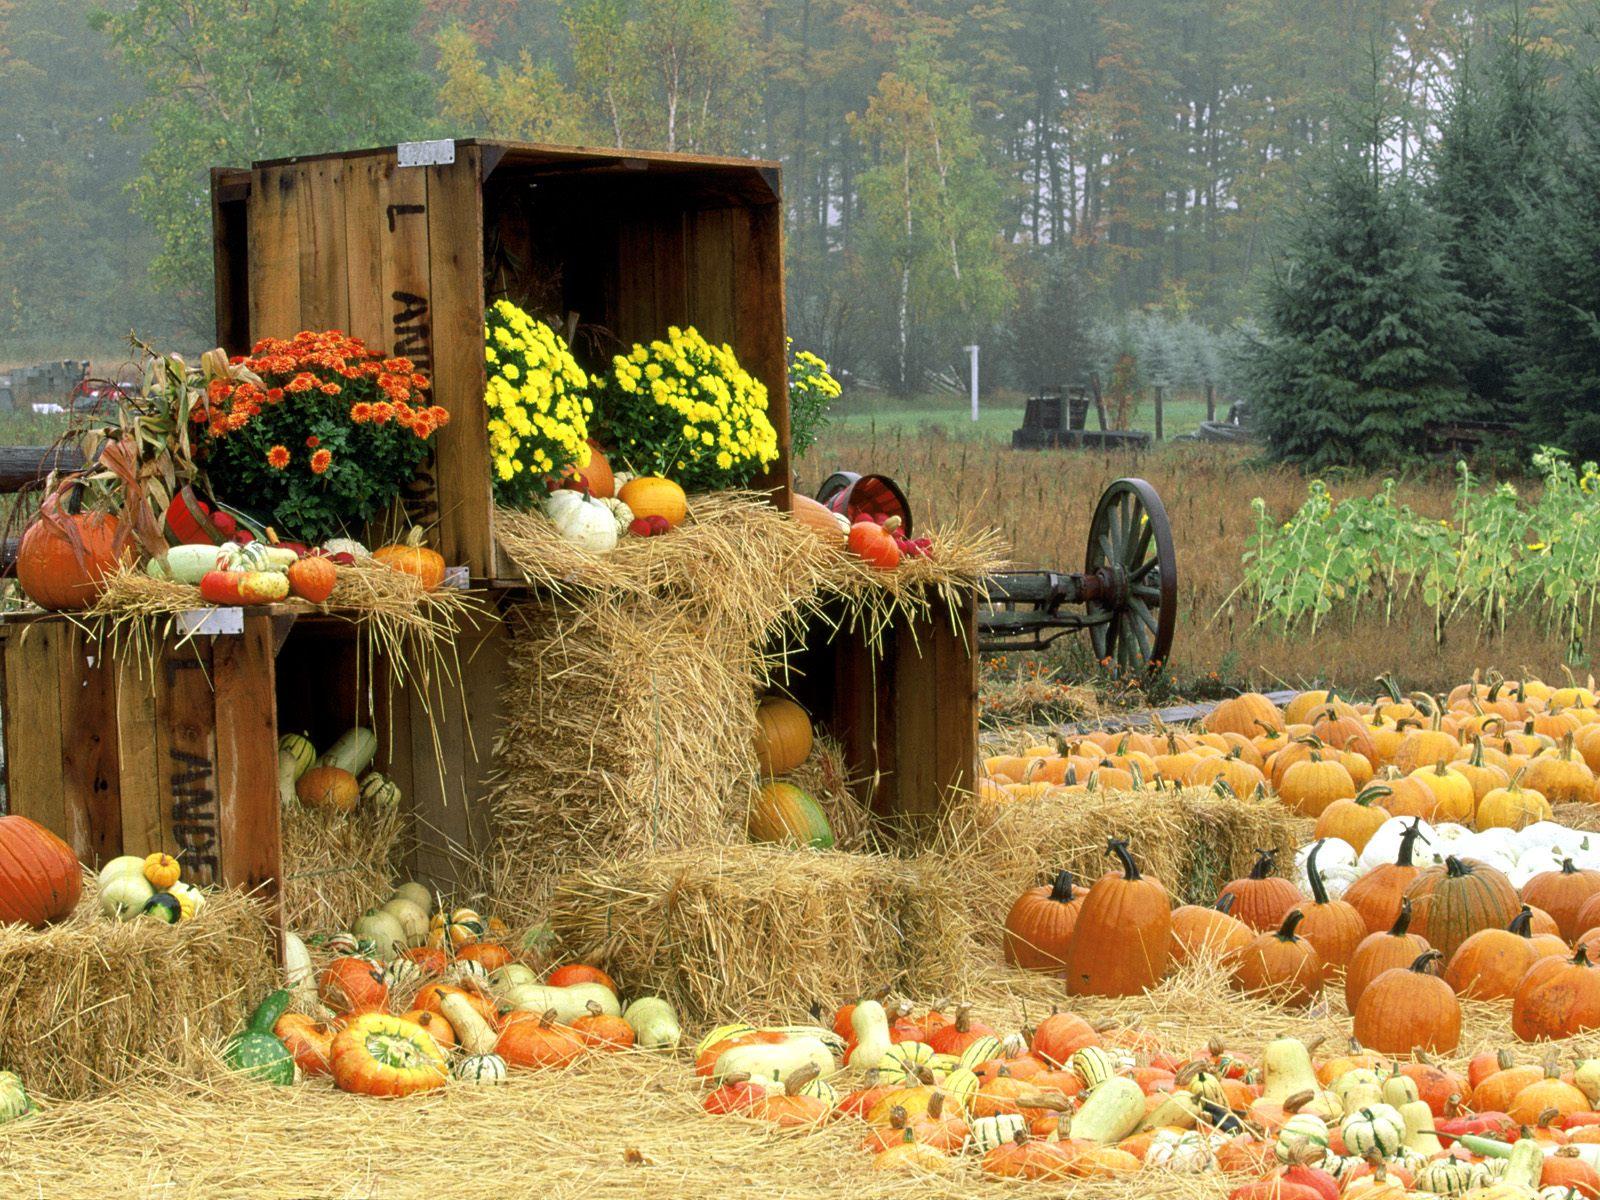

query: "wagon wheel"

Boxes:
[1084, 478, 1177, 675]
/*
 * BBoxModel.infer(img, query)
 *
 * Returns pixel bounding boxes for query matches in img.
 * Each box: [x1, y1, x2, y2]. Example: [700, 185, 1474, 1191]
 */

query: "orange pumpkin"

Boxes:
[1062, 839, 1170, 997]
[1445, 907, 1568, 1000]
[1229, 909, 1325, 1007]
[372, 527, 445, 590]
[0, 813, 83, 927]
[571, 1001, 635, 1050]
[1351, 949, 1461, 1054]
[1344, 819, 1426, 933]
[1345, 897, 1431, 1011]
[1405, 856, 1521, 961]
[401, 1008, 457, 1053]
[1522, 858, 1600, 941]
[1297, 843, 1368, 970]
[1513, 945, 1600, 1041]
[981, 1130, 1074, 1180]
[16, 495, 125, 611]
[1003, 870, 1084, 971]
[1171, 893, 1254, 966]
[454, 942, 513, 973]
[318, 956, 390, 1014]
[1028, 1012, 1101, 1066]
[618, 476, 687, 527]
[496, 1009, 586, 1069]
[560, 439, 614, 498]
[1217, 849, 1301, 932]
[296, 765, 360, 813]
[287, 554, 337, 603]
[754, 696, 813, 777]
[546, 963, 617, 992]
[274, 1012, 335, 1076]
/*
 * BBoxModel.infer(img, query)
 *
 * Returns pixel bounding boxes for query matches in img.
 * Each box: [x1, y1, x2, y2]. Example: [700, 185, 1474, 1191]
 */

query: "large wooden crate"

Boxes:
[0, 614, 280, 899]
[211, 139, 790, 582]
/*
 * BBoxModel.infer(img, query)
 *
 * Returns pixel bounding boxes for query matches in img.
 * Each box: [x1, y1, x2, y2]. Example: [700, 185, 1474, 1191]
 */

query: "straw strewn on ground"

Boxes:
[0, 885, 276, 1100]
[278, 802, 405, 933]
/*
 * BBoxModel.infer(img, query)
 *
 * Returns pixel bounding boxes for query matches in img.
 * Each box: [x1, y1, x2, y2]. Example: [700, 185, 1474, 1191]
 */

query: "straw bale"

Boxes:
[488, 496, 1002, 917]
[278, 802, 405, 933]
[546, 844, 925, 1025]
[0, 885, 276, 1100]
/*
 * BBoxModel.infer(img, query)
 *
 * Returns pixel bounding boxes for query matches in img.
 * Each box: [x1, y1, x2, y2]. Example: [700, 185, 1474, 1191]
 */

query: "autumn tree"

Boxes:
[435, 25, 590, 142]
[850, 57, 1012, 393]
[92, 0, 433, 324]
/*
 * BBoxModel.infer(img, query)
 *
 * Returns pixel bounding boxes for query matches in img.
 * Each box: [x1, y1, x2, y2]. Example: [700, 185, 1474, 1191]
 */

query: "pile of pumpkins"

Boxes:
[1002, 823, 1600, 1053]
[694, 994, 1600, 1192]
[276, 726, 399, 815]
[96, 852, 207, 924]
[232, 883, 682, 1094]
[981, 676, 1600, 831]
[539, 443, 691, 553]
[748, 695, 834, 849]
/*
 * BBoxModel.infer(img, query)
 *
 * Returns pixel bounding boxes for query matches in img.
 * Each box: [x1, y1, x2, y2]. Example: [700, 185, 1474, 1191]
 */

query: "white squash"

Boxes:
[96, 855, 149, 888]
[967, 1114, 1026, 1153]
[1144, 1130, 1214, 1172]
[488, 962, 540, 997]
[282, 931, 316, 1003]
[390, 881, 433, 915]
[318, 727, 376, 776]
[169, 880, 206, 921]
[543, 489, 620, 553]
[1339, 1104, 1406, 1158]
[453, 1053, 509, 1085]
[1360, 817, 1438, 872]
[146, 543, 226, 584]
[622, 997, 682, 1049]
[1512, 845, 1568, 890]
[1066, 1077, 1146, 1144]
[352, 907, 407, 959]
[99, 873, 154, 920]
[1517, 820, 1577, 856]
[500, 981, 619, 1023]
[712, 1036, 836, 1084]
[847, 1000, 891, 1071]
[439, 991, 500, 1056]
[1274, 1112, 1330, 1164]
[381, 897, 430, 947]
[1296, 838, 1359, 898]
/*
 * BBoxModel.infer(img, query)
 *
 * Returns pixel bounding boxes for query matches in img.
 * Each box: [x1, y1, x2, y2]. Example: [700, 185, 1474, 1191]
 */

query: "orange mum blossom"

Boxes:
[267, 446, 290, 470]
[310, 449, 333, 475]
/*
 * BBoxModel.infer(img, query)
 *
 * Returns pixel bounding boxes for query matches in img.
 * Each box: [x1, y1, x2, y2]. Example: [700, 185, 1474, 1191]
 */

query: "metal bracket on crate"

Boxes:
[175, 607, 244, 636]
[397, 139, 456, 168]
[444, 565, 470, 590]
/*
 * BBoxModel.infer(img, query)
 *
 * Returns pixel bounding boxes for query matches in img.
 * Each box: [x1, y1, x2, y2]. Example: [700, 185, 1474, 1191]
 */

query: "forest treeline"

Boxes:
[0, 0, 1594, 410]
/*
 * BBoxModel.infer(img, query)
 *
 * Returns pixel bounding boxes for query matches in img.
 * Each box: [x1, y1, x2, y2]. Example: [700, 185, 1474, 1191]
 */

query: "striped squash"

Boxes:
[748, 782, 834, 849]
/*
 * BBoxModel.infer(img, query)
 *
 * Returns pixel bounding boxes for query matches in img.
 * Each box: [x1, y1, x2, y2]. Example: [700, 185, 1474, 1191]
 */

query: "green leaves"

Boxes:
[1241, 448, 1600, 655]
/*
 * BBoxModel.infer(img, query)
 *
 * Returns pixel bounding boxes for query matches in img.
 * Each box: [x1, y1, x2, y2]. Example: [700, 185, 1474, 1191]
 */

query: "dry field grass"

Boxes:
[800, 429, 1574, 699]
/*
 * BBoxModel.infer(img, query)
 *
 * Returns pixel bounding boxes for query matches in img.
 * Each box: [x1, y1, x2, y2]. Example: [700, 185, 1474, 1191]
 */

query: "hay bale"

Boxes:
[0, 886, 276, 1099]
[548, 845, 923, 1025]
[279, 803, 405, 933]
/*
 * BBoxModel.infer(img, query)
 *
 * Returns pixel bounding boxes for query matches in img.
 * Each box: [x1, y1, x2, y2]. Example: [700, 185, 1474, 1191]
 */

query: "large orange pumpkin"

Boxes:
[1351, 949, 1460, 1054]
[496, 1009, 586, 1069]
[754, 696, 813, 776]
[1513, 945, 1600, 1041]
[1062, 839, 1170, 997]
[1344, 819, 1426, 933]
[1445, 907, 1568, 1000]
[1404, 856, 1521, 961]
[318, 956, 390, 1014]
[1345, 897, 1431, 1012]
[0, 814, 82, 927]
[1229, 910, 1325, 1007]
[1522, 858, 1600, 941]
[618, 476, 687, 527]
[560, 440, 615, 498]
[1002, 870, 1084, 971]
[1217, 849, 1301, 932]
[296, 766, 360, 813]
[16, 500, 125, 611]
[1296, 842, 1368, 970]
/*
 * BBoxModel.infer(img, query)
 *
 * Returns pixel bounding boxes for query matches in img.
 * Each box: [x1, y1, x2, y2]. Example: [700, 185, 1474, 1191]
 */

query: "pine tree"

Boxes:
[1007, 249, 1095, 391]
[1242, 145, 1476, 469]
[1511, 78, 1600, 458]
[1429, 24, 1563, 421]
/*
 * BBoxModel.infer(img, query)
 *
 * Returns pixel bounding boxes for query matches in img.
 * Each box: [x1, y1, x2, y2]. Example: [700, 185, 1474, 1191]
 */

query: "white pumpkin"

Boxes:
[1274, 1112, 1330, 1164]
[1518, 821, 1578, 856]
[1339, 1104, 1407, 1158]
[1431, 822, 1475, 847]
[543, 489, 619, 553]
[96, 855, 150, 888]
[1512, 845, 1570, 890]
[1360, 817, 1438, 873]
[99, 873, 154, 920]
[390, 881, 434, 915]
[1145, 1130, 1214, 1172]
[1296, 838, 1359, 898]
[352, 908, 407, 959]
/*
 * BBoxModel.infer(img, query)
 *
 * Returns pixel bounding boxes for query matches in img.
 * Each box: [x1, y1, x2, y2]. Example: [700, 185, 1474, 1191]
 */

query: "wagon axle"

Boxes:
[977, 477, 1178, 673]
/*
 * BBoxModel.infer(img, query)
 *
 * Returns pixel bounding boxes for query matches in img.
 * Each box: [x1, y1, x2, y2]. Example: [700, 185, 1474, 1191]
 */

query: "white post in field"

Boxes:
[965, 344, 980, 421]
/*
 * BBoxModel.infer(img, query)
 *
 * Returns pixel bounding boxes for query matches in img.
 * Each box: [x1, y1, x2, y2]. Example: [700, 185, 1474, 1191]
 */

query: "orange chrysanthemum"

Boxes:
[305, 435, 320, 448]
[267, 445, 290, 470]
[310, 448, 332, 475]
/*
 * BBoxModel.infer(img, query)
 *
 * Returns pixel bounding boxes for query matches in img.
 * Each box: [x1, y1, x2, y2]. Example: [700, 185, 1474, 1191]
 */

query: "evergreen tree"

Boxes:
[1429, 23, 1563, 421]
[1511, 78, 1600, 458]
[1007, 250, 1095, 391]
[1242, 143, 1475, 469]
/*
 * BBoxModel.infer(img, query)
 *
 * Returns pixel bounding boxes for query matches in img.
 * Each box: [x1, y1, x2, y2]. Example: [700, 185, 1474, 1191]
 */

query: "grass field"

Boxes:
[797, 429, 1579, 707]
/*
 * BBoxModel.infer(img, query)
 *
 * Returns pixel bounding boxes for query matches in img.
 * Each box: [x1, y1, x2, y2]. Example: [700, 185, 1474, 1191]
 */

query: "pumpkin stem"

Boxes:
[888, 1104, 908, 1129]
[1353, 783, 1392, 807]
[1563, 858, 1579, 875]
[1106, 839, 1140, 880]
[1274, 909, 1306, 941]
[1444, 855, 1469, 878]
[1047, 870, 1076, 903]
[1282, 1090, 1313, 1115]
[1389, 898, 1414, 938]
[784, 1063, 821, 1095]
[1575, 945, 1592, 967]
[926, 1091, 946, 1119]
[1215, 892, 1237, 916]
[1397, 820, 1424, 867]
[1509, 907, 1535, 937]
[1248, 848, 1276, 880]
[1409, 949, 1444, 975]
[1306, 842, 1331, 907]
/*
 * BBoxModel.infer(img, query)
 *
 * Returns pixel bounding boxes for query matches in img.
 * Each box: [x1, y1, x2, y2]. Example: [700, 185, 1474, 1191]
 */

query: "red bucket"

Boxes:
[814, 472, 913, 536]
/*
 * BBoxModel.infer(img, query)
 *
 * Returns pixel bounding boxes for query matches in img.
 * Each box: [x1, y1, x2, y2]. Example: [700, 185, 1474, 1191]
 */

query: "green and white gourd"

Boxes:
[966, 1113, 1026, 1154]
[321, 931, 360, 957]
[1413, 1157, 1487, 1195]
[277, 733, 316, 808]
[449, 959, 491, 988]
[1144, 1131, 1213, 1173]
[384, 957, 424, 992]
[1069, 1046, 1117, 1091]
[1274, 1112, 1330, 1165]
[797, 1076, 839, 1107]
[0, 1071, 30, 1123]
[452, 1053, 508, 1085]
[1339, 1104, 1407, 1158]
[360, 773, 401, 807]
[955, 1035, 1002, 1072]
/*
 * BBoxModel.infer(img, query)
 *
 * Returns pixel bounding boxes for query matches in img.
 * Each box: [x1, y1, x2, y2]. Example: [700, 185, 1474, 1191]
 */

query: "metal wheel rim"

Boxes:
[1084, 477, 1178, 675]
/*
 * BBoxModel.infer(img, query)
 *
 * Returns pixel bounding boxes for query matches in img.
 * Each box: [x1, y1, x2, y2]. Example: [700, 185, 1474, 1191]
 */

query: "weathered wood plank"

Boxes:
[375, 156, 437, 536]
[156, 639, 219, 883]
[734, 202, 791, 507]
[115, 653, 163, 859]
[296, 159, 351, 332]
[930, 593, 979, 809]
[2, 624, 65, 838]
[57, 626, 122, 867]
[214, 616, 281, 910]
[342, 156, 388, 351]
[247, 164, 302, 340]
[425, 147, 494, 576]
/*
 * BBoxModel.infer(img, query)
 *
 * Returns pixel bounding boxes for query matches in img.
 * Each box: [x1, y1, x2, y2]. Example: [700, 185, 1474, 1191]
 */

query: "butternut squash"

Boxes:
[1066, 1076, 1146, 1144]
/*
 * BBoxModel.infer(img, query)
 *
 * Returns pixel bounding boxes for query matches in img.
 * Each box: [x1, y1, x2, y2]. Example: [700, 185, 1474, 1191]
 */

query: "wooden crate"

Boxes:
[211, 140, 791, 582]
[0, 614, 280, 901]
